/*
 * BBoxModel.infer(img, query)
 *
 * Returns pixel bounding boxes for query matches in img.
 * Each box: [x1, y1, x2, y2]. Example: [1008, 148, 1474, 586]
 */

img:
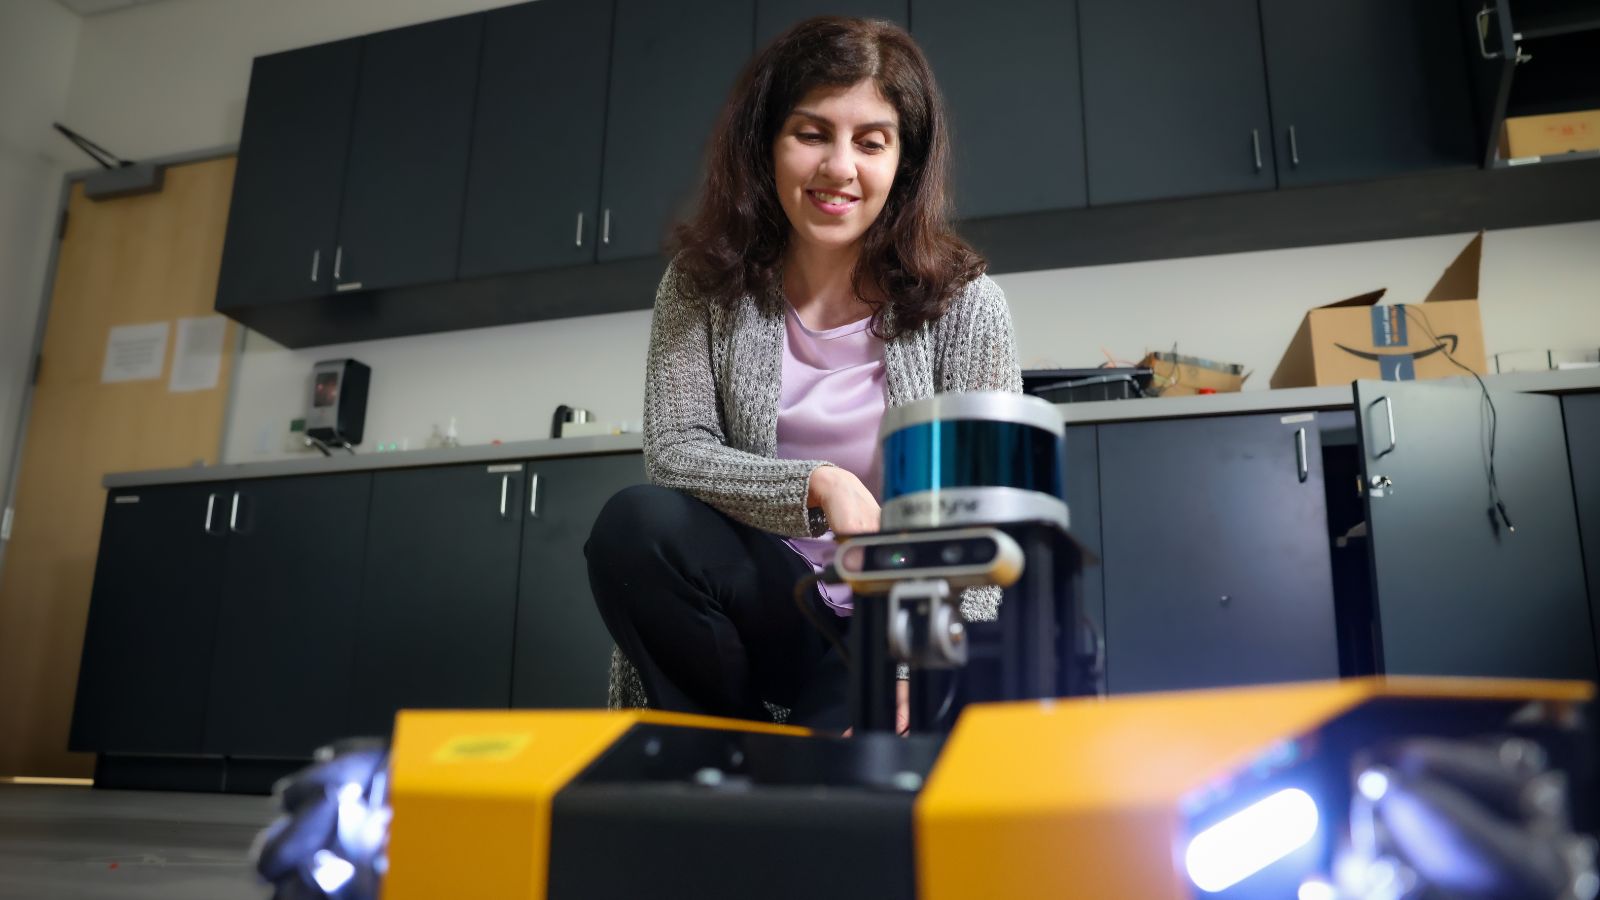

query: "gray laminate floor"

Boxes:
[0, 784, 276, 899]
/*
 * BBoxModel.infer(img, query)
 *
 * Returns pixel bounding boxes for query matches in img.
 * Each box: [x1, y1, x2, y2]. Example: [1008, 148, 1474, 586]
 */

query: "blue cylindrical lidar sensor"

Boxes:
[878, 392, 1069, 531]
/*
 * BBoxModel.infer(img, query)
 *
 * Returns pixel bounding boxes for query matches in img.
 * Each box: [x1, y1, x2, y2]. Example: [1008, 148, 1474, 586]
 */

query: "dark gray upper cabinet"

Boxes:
[1355, 380, 1596, 680]
[914, 0, 1087, 218]
[1079, 0, 1277, 205]
[1098, 413, 1339, 694]
[755, 0, 907, 45]
[203, 474, 372, 759]
[598, 0, 754, 262]
[349, 463, 525, 736]
[513, 453, 646, 709]
[1259, 0, 1477, 187]
[215, 40, 361, 311]
[334, 15, 484, 293]
[69, 485, 229, 755]
[458, 0, 614, 279]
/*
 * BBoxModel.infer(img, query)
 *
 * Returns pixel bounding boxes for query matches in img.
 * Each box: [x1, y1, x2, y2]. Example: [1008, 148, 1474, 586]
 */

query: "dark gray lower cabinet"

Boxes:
[1062, 426, 1104, 650]
[349, 463, 526, 736]
[513, 454, 647, 708]
[203, 474, 372, 759]
[70, 484, 229, 754]
[1565, 394, 1600, 671]
[1098, 413, 1339, 693]
[1356, 381, 1597, 680]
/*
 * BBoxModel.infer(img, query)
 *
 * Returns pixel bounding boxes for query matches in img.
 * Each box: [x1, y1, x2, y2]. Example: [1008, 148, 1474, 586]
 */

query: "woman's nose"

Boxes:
[819, 144, 855, 183]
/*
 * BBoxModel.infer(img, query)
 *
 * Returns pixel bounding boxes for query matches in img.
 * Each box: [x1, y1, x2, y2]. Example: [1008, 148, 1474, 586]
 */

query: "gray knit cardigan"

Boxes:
[607, 261, 1024, 711]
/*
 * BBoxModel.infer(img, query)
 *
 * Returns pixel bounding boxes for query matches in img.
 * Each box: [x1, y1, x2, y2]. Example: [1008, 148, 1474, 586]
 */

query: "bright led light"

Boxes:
[311, 849, 355, 893]
[1185, 788, 1320, 893]
[1357, 769, 1389, 802]
[1298, 878, 1337, 900]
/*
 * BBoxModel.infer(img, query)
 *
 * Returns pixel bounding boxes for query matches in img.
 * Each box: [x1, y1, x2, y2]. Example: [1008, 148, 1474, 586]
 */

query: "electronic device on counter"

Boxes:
[306, 359, 370, 451]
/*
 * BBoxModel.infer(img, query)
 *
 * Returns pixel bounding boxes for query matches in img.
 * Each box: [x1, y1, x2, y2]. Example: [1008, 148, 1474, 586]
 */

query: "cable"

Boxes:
[794, 566, 852, 668]
[1402, 306, 1515, 533]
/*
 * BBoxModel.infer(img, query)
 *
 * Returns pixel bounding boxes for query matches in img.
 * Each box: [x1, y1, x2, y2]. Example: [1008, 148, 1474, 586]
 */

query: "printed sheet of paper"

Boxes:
[101, 321, 169, 384]
[168, 316, 228, 393]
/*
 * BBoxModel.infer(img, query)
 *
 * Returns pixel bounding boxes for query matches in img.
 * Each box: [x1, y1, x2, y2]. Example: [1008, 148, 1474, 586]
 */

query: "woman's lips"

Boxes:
[806, 190, 858, 216]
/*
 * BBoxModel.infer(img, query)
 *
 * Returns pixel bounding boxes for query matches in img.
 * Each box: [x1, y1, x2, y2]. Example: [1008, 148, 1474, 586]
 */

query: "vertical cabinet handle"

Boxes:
[575, 211, 584, 248]
[1369, 396, 1398, 458]
[229, 491, 241, 533]
[1295, 428, 1308, 483]
[499, 475, 510, 519]
[310, 249, 321, 282]
[205, 493, 218, 533]
[529, 473, 540, 517]
[601, 209, 611, 245]
[333, 246, 343, 281]
[1251, 129, 1263, 172]
[1289, 125, 1300, 168]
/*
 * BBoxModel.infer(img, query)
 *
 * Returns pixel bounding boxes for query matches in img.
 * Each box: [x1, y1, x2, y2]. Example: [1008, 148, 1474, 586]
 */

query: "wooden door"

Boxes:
[0, 156, 239, 777]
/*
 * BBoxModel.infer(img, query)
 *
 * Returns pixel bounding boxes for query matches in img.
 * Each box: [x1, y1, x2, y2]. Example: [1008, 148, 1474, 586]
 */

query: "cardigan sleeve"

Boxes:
[641, 263, 826, 538]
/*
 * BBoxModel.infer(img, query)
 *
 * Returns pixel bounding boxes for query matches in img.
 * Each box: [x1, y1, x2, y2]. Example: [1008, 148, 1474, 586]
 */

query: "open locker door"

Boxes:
[1354, 378, 1596, 680]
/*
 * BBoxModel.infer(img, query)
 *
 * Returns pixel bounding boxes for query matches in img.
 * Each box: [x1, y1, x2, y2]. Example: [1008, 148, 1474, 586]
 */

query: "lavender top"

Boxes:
[775, 302, 887, 615]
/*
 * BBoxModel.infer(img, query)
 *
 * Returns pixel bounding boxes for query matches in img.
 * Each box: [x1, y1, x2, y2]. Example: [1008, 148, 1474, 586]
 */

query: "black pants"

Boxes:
[586, 484, 850, 729]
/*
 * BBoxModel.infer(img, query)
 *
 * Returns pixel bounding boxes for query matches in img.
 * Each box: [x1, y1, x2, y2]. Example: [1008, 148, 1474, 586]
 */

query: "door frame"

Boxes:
[0, 144, 243, 578]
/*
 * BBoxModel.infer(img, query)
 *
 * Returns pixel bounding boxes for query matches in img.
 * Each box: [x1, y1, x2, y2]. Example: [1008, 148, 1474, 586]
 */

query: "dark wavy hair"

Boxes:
[669, 16, 984, 338]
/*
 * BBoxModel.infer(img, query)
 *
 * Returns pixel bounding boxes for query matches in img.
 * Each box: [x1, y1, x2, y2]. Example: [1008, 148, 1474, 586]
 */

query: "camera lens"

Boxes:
[967, 539, 997, 563]
[875, 546, 913, 569]
[940, 543, 964, 565]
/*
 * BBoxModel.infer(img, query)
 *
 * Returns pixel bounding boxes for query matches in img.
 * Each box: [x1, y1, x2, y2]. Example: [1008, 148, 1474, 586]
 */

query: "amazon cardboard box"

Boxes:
[1270, 233, 1488, 388]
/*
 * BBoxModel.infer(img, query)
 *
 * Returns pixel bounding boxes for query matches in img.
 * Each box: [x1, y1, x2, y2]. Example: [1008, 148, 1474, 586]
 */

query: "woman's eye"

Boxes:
[797, 132, 825, 142]
[859, 141, 886, 153]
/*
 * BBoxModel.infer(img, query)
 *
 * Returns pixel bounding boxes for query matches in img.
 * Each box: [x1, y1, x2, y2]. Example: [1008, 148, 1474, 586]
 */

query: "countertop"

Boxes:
[104, 368, 1598, 489]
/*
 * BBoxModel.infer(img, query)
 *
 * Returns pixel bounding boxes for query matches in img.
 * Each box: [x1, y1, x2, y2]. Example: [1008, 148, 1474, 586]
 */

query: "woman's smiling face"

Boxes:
[772, 79, 902, 255]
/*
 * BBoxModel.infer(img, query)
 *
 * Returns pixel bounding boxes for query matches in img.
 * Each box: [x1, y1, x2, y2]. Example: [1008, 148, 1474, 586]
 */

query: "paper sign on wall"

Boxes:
[169, 316, 227, 393]
[101, 322, 169, 384]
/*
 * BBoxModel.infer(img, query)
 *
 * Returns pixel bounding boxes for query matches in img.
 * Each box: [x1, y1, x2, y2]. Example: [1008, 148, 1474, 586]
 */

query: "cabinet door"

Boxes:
[598, 0, 754, 261]
[914, 0, 1087, 218]
[513, 453, 647, 708]
[1079, 0, 1276, 205]
[1356, 380, 1596, 679]
[1063, 425, 1104, 652]
[334, 15, 483, 293]
[756, 0, 907, 45]
[1259, 0, 1477, 187]
[1099, 413, 1338, 693]
[203, 473, 372, 759]
[215, 41, 360, 311]
[350, 464, 524, 736]
[1564, 393, 1600, 672]
[69, 484, 229, 754]
[458, 0, 614, 278]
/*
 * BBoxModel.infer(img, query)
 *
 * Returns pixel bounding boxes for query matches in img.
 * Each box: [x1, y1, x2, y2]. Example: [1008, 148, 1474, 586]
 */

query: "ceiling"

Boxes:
[54, 0, 179, 16]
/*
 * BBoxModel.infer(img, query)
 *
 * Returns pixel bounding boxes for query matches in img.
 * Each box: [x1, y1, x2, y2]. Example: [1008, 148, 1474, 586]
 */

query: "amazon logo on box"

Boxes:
[1271, 232, 1489, 388]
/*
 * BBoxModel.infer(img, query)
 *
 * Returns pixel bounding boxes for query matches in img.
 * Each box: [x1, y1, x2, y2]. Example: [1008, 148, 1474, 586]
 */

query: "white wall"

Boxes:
[0, 0, 80, 497]
[46, 0, 1600, 465]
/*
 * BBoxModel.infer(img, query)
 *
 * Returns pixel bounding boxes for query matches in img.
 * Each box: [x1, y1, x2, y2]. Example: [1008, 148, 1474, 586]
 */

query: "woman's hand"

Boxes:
[807, 465, 880, 536]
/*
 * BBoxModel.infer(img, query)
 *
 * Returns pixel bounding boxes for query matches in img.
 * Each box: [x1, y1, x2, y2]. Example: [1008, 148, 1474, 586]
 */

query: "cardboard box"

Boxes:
[1270, 233, 1489, 388]
[1139, 352, 1248, 396]
[1501, 109, 1600, 159]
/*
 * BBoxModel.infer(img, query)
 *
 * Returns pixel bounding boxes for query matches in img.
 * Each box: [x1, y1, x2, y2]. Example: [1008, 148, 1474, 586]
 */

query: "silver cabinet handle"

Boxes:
[205, 493, 218, 533]
[310, 249, 321, 282]
[575, 212, 584, 248]
[1370, 396, 1398, 458]
[333, 246, 343, 280]
[229, 491, 241, 533]
[529, 472, 540, 517]
[1295, 427, 1308, 483]
[1289, 125, 1300, 167]
[1251, 129, 1263, 172]
[499, 475, 510, 519]
[601, 209, 611, 245]
[1476, 5, 1500, 59]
